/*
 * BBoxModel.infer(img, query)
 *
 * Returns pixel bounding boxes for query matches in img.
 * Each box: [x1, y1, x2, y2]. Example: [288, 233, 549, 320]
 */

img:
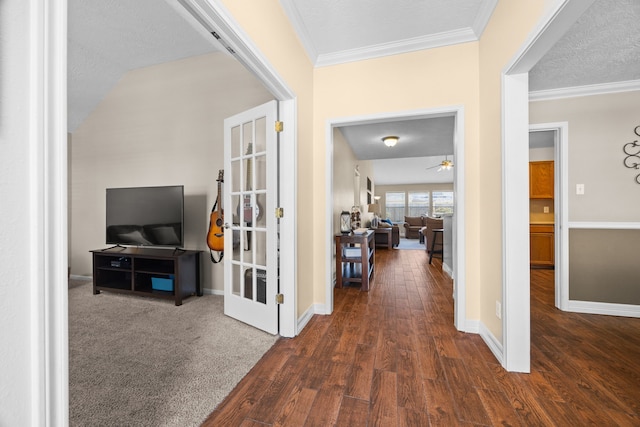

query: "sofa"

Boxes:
[403, 216, 427, 239]
[422, 216, 443, 253]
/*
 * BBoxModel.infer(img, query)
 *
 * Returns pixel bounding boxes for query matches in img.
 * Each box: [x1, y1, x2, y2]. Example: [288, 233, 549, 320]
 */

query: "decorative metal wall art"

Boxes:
[623, 125, 640, 184]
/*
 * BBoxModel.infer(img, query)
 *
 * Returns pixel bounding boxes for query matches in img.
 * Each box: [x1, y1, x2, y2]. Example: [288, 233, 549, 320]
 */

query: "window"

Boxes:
[385, 192, 405, 222]
[408, 192, 429, 217]
[432, 191, 454, 215]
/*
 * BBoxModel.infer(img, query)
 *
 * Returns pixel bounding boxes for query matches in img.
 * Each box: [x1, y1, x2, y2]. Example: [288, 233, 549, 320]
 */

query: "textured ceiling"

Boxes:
[529, 0, 640, 91]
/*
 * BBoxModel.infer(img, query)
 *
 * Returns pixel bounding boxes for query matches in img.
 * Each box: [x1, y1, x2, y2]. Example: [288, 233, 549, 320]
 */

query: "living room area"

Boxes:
[331, 119, 456, 278]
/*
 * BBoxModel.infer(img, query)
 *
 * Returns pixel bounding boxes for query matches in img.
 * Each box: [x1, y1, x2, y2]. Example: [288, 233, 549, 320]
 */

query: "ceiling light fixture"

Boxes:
[439, 158, 454, 171]
[426, 155, 454, 171]
[382, 136, 398, 147]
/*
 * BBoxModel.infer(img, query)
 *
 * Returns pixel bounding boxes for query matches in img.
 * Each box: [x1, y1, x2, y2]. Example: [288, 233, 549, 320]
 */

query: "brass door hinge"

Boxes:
[275, 121, 284, 133]
[275, 207, 284, 218]
[275, 293, 284, 304]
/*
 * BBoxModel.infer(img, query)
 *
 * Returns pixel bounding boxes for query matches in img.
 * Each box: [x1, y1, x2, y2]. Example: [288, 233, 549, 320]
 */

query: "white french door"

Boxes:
[223, 100, 279, 334]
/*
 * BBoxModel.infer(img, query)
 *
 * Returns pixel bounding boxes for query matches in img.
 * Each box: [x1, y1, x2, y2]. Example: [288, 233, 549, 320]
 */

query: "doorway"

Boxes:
[325, 106, 468, 332]
[174, 0, 298, 337]
[529, 123, 569, 311]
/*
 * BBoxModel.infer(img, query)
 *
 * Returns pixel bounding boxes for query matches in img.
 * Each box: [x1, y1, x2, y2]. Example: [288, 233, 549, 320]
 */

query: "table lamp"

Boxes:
[368, 204, 381, 228]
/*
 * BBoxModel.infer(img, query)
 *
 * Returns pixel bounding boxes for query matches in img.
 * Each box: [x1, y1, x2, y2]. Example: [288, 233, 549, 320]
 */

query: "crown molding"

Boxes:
[278, 0, 317, 65]
[315, 27, 477, 67]
[279, 0, 495, 67]
[529, 79, 640, 101]
[471, 0, 498, 38]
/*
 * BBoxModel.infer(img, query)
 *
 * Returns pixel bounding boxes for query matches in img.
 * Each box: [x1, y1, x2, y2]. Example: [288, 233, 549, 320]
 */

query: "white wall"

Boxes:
[70, 53, 273, 292]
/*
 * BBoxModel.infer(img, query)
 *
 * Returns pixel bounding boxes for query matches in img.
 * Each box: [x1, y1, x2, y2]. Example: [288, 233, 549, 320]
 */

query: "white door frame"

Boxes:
[529, 122, 569, 311]
[502, 0, 595, 372]
[325, 106, 468, 332]
[178, 0, 298, 337]
[30, 0, 69, 424]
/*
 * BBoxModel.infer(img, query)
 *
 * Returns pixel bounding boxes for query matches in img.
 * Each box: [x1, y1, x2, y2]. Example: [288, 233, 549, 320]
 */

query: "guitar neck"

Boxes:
[246, 156, 252, 191]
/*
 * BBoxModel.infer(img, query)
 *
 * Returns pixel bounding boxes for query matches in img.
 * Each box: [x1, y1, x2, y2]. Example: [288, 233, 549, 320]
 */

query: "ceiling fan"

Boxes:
[426, 156, 454, 171]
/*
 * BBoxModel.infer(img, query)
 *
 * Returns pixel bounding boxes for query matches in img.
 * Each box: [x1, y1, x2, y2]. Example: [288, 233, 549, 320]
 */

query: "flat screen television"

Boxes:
[106, 185, 184, 247]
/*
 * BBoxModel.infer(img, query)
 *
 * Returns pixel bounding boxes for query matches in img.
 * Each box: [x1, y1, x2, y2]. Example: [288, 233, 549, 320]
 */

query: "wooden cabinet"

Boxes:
[530, 225, 554, 268]
[335, 230, 375, 291]
[529, 161, 554, 199]
[91, 247, 202, 305]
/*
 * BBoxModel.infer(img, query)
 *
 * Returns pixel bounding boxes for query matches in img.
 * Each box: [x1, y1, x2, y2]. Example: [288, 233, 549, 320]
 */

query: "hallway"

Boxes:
[202, 249, 640, 426]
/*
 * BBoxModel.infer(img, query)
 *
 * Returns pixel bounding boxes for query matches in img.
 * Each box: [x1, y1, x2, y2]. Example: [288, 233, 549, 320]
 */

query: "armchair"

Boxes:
[403, 216, 425, 239]
[423, 217, 444, 253]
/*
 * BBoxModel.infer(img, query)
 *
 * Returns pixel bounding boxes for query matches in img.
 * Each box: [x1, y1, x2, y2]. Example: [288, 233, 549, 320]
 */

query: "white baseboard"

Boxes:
[202, 288, 223, 296]
[479, 321, 504, 365]
[69, 274, 92, 281]
[568, 300, 640, 318]
[442, 262, 454, 279]
[463, 318, 480, 334]
[297, 303, 326, 333]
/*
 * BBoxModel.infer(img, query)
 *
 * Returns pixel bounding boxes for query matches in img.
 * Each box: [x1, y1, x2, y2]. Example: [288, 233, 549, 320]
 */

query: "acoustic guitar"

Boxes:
[206, 170, 224, 252]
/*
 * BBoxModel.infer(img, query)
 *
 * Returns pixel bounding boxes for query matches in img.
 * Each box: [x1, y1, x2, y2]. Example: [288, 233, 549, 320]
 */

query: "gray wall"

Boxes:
[569, 229, 640, 305]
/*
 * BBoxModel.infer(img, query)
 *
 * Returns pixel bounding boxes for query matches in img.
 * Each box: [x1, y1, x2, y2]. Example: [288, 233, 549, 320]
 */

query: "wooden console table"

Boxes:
[335, 230, 375, 291]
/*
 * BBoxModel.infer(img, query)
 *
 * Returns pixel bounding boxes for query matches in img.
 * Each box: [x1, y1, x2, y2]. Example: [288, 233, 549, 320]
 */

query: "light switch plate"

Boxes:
[576, 184, 585, 195]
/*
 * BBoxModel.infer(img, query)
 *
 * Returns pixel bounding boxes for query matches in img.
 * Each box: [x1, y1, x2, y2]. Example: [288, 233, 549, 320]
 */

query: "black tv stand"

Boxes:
[90, 247, 202, 306]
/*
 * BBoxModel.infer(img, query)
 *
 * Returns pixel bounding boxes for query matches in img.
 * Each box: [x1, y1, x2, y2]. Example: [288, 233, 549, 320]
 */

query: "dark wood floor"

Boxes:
[202, 248, 640, 426]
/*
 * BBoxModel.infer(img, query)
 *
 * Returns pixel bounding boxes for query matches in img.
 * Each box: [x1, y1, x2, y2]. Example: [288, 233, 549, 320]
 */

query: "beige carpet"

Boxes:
[69, 279, 278, 426]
